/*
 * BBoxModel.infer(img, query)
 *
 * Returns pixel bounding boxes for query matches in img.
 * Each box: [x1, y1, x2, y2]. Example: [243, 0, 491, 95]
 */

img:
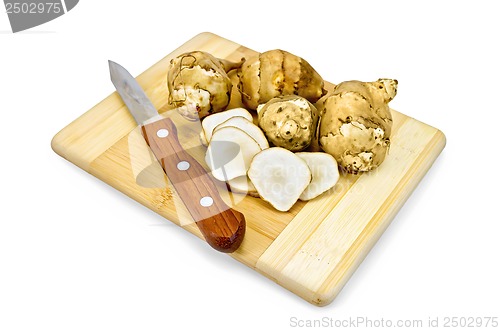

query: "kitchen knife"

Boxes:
[109, 60, 246, 253]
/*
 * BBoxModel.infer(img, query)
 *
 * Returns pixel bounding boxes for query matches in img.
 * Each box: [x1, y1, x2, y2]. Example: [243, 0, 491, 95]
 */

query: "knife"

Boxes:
[109, 60, 246, 253]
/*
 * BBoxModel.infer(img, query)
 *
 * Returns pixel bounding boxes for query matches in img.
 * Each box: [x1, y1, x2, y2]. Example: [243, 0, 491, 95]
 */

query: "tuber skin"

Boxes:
[317, 79, 398, 174]
[167, 51, 244, 120]
[237, 50, 327, 110]
[257, 95, 319, 152]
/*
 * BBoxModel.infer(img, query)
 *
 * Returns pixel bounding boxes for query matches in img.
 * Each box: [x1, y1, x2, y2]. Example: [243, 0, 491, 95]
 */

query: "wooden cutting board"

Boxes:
[51, 32, 446, 306]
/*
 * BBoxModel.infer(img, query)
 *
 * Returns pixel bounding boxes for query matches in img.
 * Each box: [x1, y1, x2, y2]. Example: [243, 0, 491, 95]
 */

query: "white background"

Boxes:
[1, 1, 499, 330]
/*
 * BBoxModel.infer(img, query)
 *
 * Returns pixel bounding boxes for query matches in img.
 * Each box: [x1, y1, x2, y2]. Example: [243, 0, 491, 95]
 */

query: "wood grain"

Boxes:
[51, 32, 446, 306]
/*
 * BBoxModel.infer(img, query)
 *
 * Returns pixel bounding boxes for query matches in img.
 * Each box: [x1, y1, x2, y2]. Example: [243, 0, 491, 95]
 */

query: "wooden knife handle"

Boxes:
[142, 117, 246, 253]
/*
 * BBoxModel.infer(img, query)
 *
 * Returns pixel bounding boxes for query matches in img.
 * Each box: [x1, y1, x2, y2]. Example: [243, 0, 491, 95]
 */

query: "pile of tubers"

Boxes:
[166, 49, 398, 212]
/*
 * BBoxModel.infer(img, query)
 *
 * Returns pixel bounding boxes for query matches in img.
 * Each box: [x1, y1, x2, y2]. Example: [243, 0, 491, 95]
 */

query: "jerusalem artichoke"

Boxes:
[317, 79, 398, 173]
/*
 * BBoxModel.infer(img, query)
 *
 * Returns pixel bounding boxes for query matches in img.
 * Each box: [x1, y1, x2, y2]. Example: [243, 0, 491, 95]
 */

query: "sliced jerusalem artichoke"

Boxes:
[248, 147, 311, 212]
[200, 107, 253, 145]
[238, 49, 327, 110]
[205, 127, 261, 182]
[167, 51, 244, 120]
[257, 95, 319, 152]
[214, 116, 269, 150]
[227, 176, 259, 197]
[295, 152, 340, 201]
[317, 79, 398, 173]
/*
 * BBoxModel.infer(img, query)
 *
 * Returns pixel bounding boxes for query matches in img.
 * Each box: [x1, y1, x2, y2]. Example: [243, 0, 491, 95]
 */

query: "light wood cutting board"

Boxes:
[51, 32, 446, 306]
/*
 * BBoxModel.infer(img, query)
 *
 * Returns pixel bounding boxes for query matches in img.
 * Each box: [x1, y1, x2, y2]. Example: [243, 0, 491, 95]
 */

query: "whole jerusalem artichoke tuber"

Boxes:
[317, 79, 398, 174]
[238, 50, 327, 111]
[257, 95, 319, 152]
[167, 51, 244, 120]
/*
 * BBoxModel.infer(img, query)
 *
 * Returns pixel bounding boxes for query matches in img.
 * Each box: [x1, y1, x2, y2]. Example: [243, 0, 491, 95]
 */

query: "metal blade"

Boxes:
[109, 60, 159, 125]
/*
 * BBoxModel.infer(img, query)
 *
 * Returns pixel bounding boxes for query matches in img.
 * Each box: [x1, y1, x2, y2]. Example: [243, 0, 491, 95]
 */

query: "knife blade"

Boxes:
[109, 60, 246, 253]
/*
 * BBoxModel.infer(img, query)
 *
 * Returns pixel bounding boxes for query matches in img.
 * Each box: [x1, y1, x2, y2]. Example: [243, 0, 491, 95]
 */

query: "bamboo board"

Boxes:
[51, 32, 446, 306]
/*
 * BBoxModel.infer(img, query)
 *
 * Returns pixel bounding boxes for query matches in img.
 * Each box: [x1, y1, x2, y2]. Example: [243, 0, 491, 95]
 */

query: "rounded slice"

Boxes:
[248, 147, 311, 212]
[199, 131, 209, 146]
[201, 107, 253, 144]
[227, 176, 259, 197]
[205, 127, 261, 181]
[296, 152, 340, 201]
[214, 116, 269, 150]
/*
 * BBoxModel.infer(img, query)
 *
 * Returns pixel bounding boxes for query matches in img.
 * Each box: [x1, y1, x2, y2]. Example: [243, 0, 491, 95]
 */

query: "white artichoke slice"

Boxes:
[227, 176, 259, 197]
[200, 108, 253, 145]
[214, 116, 269, 150]
[248, 147, 311, 212]
[296, 152, 340, 201]
[205, 126, 261, 181]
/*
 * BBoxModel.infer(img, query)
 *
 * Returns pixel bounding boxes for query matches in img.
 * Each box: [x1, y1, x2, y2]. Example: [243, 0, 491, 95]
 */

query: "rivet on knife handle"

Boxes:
[142, 117, 246, 253]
